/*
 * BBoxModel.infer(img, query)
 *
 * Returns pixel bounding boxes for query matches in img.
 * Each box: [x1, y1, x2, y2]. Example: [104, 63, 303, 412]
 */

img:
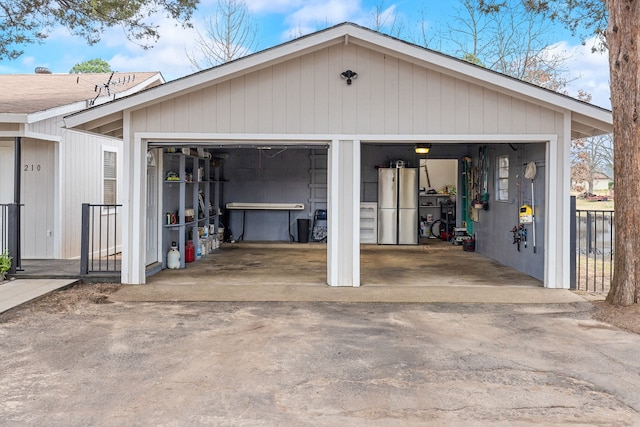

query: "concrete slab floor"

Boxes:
[112, 242, 584, 304]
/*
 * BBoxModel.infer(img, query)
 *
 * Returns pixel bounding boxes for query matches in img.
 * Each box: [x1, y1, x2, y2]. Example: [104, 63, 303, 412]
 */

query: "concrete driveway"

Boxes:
[2, 244, 638, 425]
[120, 242, 563, 303]
[1, 296, 640, 425]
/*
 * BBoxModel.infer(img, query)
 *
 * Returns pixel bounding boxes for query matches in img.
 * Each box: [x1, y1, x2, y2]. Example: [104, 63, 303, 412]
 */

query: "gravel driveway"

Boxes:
[1, 291, 640, 426]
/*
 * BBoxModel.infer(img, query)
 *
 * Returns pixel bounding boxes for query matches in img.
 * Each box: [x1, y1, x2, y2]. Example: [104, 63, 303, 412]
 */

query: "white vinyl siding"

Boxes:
[129, 44, 564, 138]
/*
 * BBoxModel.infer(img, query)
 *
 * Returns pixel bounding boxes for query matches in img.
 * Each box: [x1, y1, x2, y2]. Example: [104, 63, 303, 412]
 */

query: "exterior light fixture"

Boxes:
[415, 144, 431, 155]
[340, 70, 358, 85]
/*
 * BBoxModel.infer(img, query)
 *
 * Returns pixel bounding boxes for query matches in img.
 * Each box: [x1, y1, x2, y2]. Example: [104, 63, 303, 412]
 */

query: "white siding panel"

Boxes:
[272, 62, 287, 133]
[327, 44, 343, 134]
[369, 51, 386, 134]
[202, 86, 218, 132]
[384, 56, 399, 133]
[147, 103, 163, 132]
[482, 89, 499, 134]
[412, 66, 428, 134]
[0, 145, 13, 204]
[216, 81, 231, 133]
[299, 54, 316, 133]
[230, 77, 245, 132]
[355, 47, 372, 133]
[398, 61, 413, 133]
[341, 44, 358, 134]
[314, 49, 330, 134]
[173, 95, 190, 133]
[540, 106, 557, 134]
[511, 98, 528, 134]
[286, 58, 302, 134]
[29, 116, 62, 137]
[440, 74, 455, 133]
[454, 80, 470, 134]
[469, 85, 485, 133]
[160, 99, 176, 132]
[497, 93, 513, 134]
[526, 103, 542, 133]
[244, 72, 260, 133]
[187, 91, 204, 132]
[131, 109, 147, 133]
[259, 68, 274, 133]
[426, 69, 442, 133]
[58, 130, 122, 258]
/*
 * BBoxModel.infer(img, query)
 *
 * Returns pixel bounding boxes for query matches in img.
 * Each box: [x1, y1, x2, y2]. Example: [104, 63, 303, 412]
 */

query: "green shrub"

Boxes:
[0, 250, 12, 280]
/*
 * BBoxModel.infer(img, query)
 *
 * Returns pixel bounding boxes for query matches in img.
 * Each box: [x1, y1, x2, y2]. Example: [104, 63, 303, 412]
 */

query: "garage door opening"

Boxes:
[151, 143, 329, 282]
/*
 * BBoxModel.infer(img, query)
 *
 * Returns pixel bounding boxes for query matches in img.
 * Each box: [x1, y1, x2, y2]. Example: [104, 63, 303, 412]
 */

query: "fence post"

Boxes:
[570, 196, 576, 290]
[80, 203, 90, 275]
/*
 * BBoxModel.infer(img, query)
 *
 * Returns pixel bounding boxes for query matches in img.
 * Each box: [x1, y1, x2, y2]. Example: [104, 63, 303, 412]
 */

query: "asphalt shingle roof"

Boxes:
[0, 72, 161, 114]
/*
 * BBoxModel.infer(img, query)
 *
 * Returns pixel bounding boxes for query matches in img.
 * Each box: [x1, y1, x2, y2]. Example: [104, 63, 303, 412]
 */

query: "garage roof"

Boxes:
[65, 23, 612, 140]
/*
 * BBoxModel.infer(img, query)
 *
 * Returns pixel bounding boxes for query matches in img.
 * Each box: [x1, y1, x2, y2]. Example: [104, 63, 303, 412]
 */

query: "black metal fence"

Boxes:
[80, 203, 122, 275]
[1, 203, 21, 274]
[570, 197, 614, 292]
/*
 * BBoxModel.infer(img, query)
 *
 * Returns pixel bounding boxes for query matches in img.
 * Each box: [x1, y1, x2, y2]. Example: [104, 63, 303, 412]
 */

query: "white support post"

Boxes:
[327, 139, 361, 287]
[120, 121, 147, 284]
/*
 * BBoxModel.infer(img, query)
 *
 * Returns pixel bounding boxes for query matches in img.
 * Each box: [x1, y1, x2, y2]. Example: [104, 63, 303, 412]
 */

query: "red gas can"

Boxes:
[185, 240, 195, 263]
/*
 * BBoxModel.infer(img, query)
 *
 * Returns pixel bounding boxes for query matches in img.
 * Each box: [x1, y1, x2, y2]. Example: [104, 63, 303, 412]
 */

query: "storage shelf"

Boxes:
[162, 152, 222, 269]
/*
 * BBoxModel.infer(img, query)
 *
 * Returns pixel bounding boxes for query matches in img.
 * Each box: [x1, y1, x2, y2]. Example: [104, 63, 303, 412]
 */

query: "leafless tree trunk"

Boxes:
[186, 0, 257, 69]
[606, 0, 640, 305]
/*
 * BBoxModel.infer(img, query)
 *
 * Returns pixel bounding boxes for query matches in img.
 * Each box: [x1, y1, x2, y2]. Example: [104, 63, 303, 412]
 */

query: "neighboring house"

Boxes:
[0, 71, 164, 259]
[65, 23, 612, 288]
[573, 172, 612, 193]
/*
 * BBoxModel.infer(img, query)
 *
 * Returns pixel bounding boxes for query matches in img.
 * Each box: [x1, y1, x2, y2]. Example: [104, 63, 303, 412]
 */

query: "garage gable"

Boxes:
[130, 43, 564, 138]
[66, 23, 611, 140]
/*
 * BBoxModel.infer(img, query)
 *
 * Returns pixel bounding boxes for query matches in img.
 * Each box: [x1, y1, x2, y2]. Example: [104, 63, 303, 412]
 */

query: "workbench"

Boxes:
[225, 202, 305, 241]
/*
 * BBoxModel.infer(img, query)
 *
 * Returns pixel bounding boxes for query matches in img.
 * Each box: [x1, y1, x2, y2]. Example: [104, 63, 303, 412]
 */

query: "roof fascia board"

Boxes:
[65, 28, 351, 128]
[346, 26, 611, 123]
[28, 101, 88, 123]
[24, 130, 61, 142]
[0, 113, 28, 123]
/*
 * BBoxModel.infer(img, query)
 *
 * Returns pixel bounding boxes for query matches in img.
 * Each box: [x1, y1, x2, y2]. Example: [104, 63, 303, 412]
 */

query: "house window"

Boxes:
[496, 154, 509, 201]
[103, 149, 117, 205]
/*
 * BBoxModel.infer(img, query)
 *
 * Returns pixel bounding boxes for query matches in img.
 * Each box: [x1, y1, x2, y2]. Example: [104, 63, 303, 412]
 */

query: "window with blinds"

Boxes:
[103, 150, 117, 205]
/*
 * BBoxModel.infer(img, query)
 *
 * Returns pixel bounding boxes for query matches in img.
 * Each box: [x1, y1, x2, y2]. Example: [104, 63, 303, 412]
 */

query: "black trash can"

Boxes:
[297, 218, 310, 243]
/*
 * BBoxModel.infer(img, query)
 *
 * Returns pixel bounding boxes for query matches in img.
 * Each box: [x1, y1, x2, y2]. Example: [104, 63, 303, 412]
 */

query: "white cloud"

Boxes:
[560, 38, 611, 109]
[247, 0, 305, 14]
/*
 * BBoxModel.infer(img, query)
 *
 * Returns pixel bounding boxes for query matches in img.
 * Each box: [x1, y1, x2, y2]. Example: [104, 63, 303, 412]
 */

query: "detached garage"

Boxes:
[64, 23, 612, 288]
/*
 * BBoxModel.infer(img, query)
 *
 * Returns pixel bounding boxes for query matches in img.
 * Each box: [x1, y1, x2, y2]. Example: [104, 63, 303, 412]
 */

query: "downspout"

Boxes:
[9, 137, 21, 273]
[14, 137, 20, 205]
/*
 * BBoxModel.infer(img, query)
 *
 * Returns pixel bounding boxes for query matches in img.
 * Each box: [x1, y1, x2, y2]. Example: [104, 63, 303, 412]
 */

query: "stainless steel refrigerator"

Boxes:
[377, 167, 418, 244]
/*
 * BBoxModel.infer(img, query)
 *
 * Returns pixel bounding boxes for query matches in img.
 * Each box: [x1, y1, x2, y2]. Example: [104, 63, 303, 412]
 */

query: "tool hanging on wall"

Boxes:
[511, 224, 527, 252]
[524, 161, 537, 253]
[423, 160, 432, 189]
[472, 145, 489, 210]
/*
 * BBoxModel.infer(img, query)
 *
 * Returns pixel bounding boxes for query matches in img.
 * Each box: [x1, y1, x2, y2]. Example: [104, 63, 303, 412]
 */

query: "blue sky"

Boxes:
[0, 0, 610, 108]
